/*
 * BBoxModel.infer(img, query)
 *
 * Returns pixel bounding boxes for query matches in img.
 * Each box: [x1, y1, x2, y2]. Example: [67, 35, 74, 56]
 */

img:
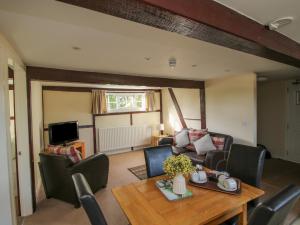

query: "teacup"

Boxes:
[191, 172, 199, 182]
[198, 171, 207, 182]
[223, 178, 237, 190]
[218, 174, 228, 185]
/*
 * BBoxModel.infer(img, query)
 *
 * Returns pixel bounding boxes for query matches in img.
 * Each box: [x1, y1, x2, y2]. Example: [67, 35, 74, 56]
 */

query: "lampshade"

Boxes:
[159, 124, 165, 131]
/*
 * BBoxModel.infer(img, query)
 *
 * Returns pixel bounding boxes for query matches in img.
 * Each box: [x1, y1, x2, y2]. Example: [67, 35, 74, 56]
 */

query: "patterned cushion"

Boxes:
[188, 129, 208, 143]
[211, 136, 225, 150]
[47, 145, 82, 163]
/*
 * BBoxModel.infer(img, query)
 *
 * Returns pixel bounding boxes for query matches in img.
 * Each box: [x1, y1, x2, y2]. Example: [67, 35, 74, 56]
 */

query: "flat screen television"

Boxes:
[48, 121, 79, 145]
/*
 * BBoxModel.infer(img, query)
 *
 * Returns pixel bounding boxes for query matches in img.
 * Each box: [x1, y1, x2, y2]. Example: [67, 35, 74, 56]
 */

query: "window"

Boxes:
[106, 92, 146, 113]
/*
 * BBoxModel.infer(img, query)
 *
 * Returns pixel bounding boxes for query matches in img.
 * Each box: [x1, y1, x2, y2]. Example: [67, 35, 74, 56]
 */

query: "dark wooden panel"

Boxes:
[168, 88, 187, 129]
[43, 124, 94, 131]
[200, 88, 206, 129]
[42, 85, 161, 93]
[57, 0, 300, 67]
[8, 67, 14, 79]
[27, 66, 204, 89]
[9, 84, 14, 90]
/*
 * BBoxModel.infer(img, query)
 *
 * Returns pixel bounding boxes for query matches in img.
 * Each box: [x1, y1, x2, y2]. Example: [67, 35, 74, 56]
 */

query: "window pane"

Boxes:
[109, 103, 117, 110]
[118, 96, 126, 108]
[136, 101, 142, 108]
[135, 95, 142, 101]
[108, 94, 116, 102]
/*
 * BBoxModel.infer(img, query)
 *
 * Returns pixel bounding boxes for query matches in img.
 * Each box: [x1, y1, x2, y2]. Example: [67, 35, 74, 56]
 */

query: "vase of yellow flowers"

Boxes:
[163, 154, 195, 195]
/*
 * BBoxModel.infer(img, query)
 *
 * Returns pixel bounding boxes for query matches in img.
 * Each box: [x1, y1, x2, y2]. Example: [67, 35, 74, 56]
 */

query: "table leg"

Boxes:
[238, 203, 247, 225]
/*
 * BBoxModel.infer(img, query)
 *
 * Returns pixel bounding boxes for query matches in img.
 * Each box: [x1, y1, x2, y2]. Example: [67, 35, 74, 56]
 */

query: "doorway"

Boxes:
[286, 80, 300, 163]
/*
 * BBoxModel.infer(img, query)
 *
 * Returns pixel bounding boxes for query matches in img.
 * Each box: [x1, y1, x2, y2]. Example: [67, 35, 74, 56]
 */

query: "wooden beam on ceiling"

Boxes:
[57, 0, 300, 68]
[27, 66, 204, 89]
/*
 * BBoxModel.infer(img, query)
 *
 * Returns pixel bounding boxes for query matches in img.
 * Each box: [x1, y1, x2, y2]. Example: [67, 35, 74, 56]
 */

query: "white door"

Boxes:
[286, 81, 300, 163]
[14, 65, 33, 216]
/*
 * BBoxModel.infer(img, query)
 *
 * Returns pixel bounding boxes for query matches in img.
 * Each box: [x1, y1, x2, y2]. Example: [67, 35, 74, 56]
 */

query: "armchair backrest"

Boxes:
[226, 144, 266, 188]
[249, 184, 300, 225]
[208, 132, 233, 152]
[144, 145, 173, 178]
[72, 173, 108, 225]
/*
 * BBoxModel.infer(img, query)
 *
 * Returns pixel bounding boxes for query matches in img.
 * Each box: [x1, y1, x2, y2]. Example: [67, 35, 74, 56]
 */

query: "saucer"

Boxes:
[191, 178, 208, 184]
[217, 183, 237, 192]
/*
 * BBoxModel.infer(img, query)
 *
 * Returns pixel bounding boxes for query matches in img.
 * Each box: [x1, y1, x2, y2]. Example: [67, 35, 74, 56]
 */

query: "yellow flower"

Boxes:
[163, 155, 195, 178]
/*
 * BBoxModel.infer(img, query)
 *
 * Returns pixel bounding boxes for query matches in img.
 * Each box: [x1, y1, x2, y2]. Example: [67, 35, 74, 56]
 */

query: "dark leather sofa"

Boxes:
[160, 132, 233, 170]
[39, 152, 109, 207]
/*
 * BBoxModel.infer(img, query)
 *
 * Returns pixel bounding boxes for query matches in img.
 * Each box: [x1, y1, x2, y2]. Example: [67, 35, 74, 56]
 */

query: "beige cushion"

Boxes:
[175, 130, 190, 147]
[193, 134, 217, 155]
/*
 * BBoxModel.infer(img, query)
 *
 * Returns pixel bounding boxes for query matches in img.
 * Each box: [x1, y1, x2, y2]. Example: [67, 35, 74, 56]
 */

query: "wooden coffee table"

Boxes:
[112, 176, 264, 225]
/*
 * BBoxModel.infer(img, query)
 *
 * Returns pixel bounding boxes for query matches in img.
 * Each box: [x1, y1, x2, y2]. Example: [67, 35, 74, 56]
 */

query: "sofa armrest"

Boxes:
[158, 137, 174, 146]
[204, 150, 227, 170]
[69, 153, 109, 192]
[216, 159, 227, 171]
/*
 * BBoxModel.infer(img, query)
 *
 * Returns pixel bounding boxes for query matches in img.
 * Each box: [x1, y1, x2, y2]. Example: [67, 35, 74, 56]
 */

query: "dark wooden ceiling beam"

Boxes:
[56, 0, 300, 68]
[27, 66, 204, 89]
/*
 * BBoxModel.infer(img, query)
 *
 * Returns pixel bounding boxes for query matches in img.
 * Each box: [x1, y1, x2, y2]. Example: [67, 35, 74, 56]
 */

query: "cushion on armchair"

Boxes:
[188, 129, 208, 143]
[47, 145, 82, 163]
[193, 134, 217, 155]
[174, 129, 190, 147]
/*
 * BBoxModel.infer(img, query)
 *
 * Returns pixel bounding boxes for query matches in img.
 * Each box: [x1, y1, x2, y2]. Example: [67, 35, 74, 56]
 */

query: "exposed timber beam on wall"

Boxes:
[168, 88, 187, 129]
[27, 66, 204, 89]
[200, 88, 206, 129]
[56, 0, 300, 68]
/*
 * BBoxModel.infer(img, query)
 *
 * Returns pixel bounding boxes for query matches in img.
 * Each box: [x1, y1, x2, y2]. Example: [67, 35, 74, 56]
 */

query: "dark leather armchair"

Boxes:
[224, 185, 300, 225]
[221, 144, 266, 225]
[39, 152, 109, 207]
[72, 173, 108, 225]
[249, 184, 300, 225]
[144, 145, 173, 178]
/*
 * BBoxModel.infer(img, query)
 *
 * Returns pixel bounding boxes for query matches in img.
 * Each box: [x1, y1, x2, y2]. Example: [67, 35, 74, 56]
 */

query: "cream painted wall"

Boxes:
[43, 90, 161, 154]
[132, 112, 160, 136]
[257, 80, 287, 158]
[43, 91, 92, 126]
[162, 88, 201, 135]
[206, 74, 257, 146]
[43, 90, 94, 156]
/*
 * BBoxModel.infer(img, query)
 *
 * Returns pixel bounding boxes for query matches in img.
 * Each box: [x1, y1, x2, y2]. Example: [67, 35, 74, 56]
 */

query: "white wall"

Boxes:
[162, 88, 201, 135]
[0, 42, 16, 225]
[0, 32, 26, 225]
[257, 80, 287, 158]
[206, 74, 257, 146]
[31, 81, 45, 203]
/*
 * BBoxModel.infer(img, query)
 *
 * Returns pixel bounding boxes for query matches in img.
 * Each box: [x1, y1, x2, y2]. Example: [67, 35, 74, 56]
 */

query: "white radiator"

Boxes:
[97, 126, 152, 153]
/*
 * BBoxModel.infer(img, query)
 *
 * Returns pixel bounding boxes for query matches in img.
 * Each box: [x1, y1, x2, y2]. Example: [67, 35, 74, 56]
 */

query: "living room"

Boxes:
[1, 1, 300, 225]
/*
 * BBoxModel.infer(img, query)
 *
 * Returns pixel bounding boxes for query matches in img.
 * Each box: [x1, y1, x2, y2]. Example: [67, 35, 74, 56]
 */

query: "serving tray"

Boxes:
[188, 175, 241, 195]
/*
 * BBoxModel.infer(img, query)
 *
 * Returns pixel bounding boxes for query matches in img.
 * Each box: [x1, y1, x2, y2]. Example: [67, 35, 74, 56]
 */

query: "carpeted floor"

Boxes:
[24, 150, 300, 225]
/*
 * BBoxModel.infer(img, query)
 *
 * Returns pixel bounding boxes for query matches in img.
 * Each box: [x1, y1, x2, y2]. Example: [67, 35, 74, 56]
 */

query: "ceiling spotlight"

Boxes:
[144, 57, 151, 61]
[192, 64, 197, 67]
[267, 17, 293, 30]
[72, 46, 81, 51]
[169, 57, 176, 68]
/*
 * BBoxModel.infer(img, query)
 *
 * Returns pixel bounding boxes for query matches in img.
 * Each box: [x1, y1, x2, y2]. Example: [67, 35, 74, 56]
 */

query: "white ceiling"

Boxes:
[0, 0, 299, 81]
[215, 0, 300, 43]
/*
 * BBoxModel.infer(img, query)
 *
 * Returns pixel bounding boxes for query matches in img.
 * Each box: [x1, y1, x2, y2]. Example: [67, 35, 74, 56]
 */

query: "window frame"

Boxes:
[105, 92, 146, 113]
